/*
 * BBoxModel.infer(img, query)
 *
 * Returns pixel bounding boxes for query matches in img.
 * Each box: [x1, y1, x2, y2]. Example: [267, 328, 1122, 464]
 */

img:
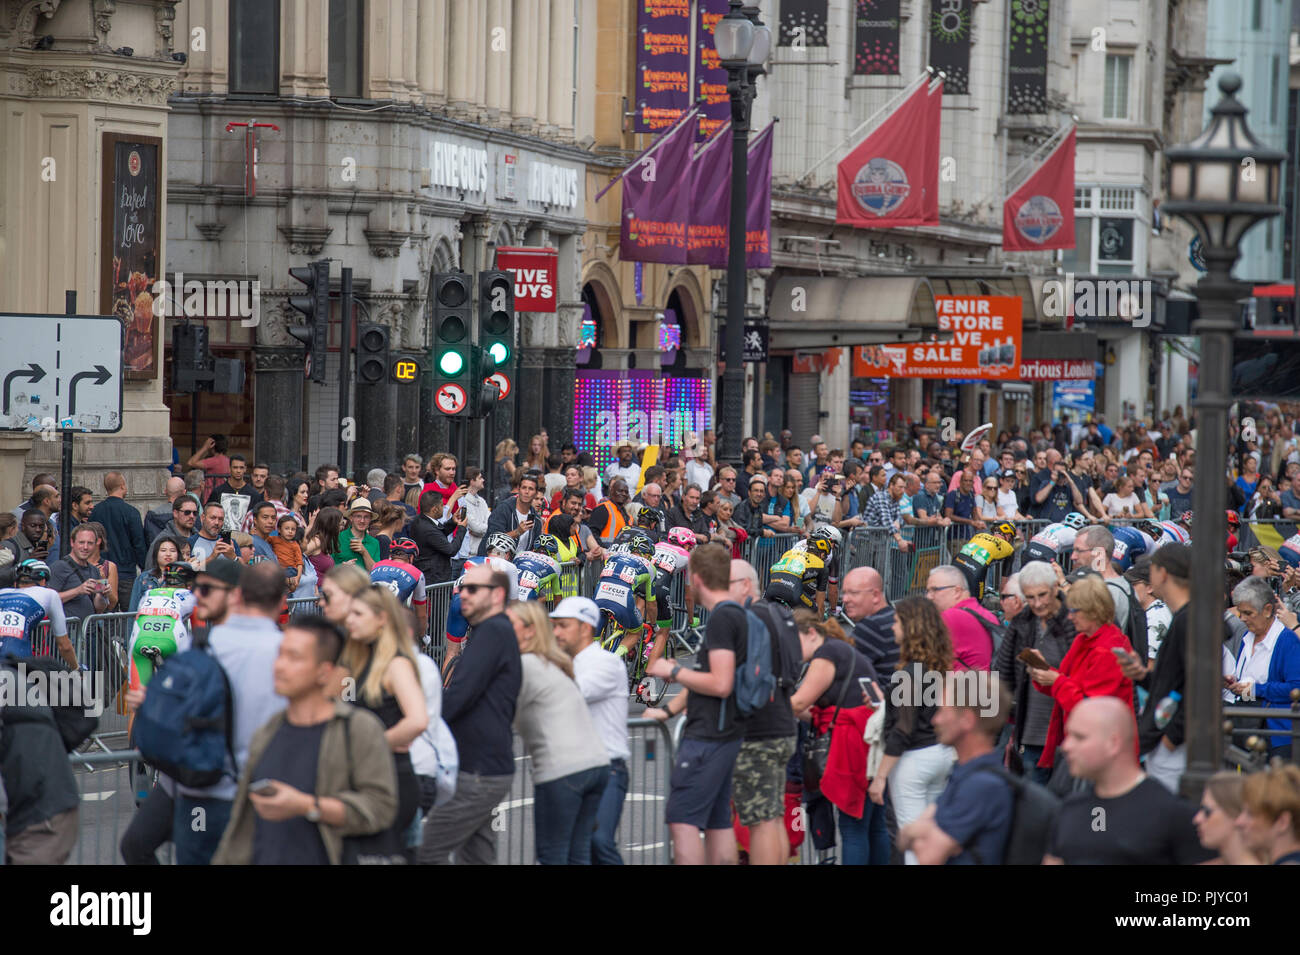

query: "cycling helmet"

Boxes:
[1179, 509, 1194, 527]
[1226, 509, 1240, 528]
[667, 527, 697, 551]
[614, 527, 655, 559]
[486, 532, 518, 557]
[807, 526, 841, 556]
[162, 562, 198, 587]
[993, 521, 1017, 539]
[15, 558, 50, 583]
[1136, 520, 1163, 542]
[1062, 512, 1088, 531]
[531, 534, 561, 559]
[389, 537, 419, 559]
[635, 504, 664, 530]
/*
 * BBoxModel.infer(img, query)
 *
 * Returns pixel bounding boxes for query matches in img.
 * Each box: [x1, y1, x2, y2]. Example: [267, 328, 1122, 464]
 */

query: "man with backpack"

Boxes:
[899, 682, 1018, 864]
[723, 559, 800, 865]
[132, 560, 286, 864]
[645, 543, 745, 865]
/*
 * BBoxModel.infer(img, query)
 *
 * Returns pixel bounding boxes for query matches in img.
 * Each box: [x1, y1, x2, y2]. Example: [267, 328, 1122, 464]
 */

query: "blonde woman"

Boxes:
[343, 585, 429, 859]
[506, 600, 609, 865]
[319, 562, 369, 627]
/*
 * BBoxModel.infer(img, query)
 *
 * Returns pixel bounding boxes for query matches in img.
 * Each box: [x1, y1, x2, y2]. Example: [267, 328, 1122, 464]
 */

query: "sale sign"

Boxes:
[852, 295, 1022, 379]
[496, 247, 558, 312]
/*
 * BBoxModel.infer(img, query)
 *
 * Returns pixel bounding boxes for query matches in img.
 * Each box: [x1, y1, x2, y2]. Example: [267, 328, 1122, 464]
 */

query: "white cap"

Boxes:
[549, 596, 601, 629]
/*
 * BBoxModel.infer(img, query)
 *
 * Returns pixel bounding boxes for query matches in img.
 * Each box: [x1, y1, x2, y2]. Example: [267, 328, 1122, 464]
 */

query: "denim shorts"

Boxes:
[665, 737, 743, 831]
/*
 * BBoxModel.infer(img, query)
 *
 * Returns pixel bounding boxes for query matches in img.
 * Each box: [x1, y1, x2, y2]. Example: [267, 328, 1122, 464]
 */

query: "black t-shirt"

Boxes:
[251, 720, 330, 865]
[684, 602, 748, 743]
[812, 638, 877, 710]
[1031, 472, 1074, 522]
[1049, 777, 1214, 865]
[741, 602, 798, 741]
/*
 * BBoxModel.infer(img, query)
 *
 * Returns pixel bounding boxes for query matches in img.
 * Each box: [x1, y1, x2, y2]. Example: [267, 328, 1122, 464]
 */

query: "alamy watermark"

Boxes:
[890, 664, 1000, 717]
[1040, 272, 1153, 328]
[593, 402, 707, 449]
[0, 663, 104, 718]
[150, 270, 261, 326]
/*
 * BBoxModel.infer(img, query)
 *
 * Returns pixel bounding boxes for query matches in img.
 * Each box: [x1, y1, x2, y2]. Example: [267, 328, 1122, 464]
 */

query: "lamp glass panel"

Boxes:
[1197, 162, 1233, 203]
[714, 18, 753, 62]
[748, 25, 771, 66]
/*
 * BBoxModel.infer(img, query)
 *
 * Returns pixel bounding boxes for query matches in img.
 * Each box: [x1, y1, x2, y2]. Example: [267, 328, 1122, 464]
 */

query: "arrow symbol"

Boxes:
[68, 365, 112, 415]
[3, 363, 46, 414]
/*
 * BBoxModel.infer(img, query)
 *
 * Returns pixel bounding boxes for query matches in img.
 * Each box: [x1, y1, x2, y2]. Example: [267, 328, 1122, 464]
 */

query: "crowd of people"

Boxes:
[1, 413, 1299, 866]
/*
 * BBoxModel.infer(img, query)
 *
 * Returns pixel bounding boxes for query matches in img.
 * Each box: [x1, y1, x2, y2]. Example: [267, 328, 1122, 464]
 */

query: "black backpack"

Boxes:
[960, 607, 1009, 658]
[969, 764, 1062, 865]
[746, 598, 803, 694]
[1106, 578, 1148, 661]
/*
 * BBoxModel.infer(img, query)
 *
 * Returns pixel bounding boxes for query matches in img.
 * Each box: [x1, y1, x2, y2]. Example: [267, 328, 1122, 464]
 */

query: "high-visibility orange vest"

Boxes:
[592, 500, 626, 539]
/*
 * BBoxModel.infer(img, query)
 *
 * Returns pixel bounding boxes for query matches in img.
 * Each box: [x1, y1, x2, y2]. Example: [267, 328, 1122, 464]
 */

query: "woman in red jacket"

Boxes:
[1028, 573, 1137, 772]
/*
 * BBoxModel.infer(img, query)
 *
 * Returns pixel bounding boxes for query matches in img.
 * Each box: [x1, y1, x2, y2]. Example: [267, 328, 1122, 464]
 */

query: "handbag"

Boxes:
[801, 667, 854, 794]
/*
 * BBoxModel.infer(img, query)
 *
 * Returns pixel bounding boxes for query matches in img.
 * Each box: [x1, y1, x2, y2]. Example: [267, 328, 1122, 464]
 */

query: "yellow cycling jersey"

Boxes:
[957, 533, 1015, 567]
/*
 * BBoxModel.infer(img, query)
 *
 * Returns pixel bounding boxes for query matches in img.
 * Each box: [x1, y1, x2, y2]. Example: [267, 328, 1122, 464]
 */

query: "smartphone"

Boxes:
[249, 779, 278, 797]
[1017, 647, 1051, 670]
[1109, 646, 1132, 660]
[858, 677, 883, 706]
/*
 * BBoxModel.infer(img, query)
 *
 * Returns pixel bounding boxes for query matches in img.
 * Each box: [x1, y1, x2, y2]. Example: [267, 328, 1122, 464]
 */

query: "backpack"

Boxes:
[133, 630, 237, 788]
[0, 655, 100, 751]
[712, 598, 799, 729]
[969, 764, 1062, 865]
[746, 599, 803, 692]
[1106, 578, 1148, 661]
[960, 607, 1009, 658]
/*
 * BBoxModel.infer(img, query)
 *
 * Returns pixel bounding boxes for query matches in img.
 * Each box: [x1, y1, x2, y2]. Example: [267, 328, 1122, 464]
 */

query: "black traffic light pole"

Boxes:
[339, 267, 353, 477]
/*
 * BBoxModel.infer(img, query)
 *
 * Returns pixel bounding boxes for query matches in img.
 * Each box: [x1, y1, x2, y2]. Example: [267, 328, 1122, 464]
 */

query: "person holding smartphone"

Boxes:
[481, 473, 542, 556]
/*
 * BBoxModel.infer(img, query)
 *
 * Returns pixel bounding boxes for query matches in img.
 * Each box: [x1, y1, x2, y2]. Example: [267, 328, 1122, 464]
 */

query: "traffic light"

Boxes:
[467, 345, 501, 417]
[478, 270, 514, 369]
[356, 322, 390, 385]
[432, 271, 472, 416]
[171, 323, 211, 392]
[288, 259, 330, 384]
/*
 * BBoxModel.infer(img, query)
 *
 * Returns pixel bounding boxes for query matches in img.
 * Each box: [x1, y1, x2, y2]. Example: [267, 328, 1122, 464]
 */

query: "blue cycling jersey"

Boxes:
[0, 586, 65, 659]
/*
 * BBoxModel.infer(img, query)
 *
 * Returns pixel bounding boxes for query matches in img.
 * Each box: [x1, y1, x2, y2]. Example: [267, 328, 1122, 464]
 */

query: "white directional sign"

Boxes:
[435, 382, 467, 415]
[0, 314, 124, 433]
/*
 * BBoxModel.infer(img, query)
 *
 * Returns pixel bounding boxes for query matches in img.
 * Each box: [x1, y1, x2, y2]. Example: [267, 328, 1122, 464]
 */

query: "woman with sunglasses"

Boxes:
[978, 477, 1003, 521]
[341, 584, 428, 860]
[1194, 772, 1264, 864]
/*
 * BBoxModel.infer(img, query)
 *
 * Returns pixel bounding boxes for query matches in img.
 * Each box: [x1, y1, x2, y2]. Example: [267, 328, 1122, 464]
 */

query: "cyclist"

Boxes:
[0, 559, 74, 668]
[1154, 518, 1191, 548]
[1022, 511, 1086, 565]
[513, 534, 564, 604]
[127, 561, 198, 686]
[1109, 524, 1149, 573]
[369, 537, 429, 614]
[633, 503, 666, 542]
[599, 529, 658, 661]
[443, 533, 519, 675]
[1226, 509, 1240, 552]
[764, 527, 838, 614]
[952, 522, 1017, 602]
[636, 527, 696, 702]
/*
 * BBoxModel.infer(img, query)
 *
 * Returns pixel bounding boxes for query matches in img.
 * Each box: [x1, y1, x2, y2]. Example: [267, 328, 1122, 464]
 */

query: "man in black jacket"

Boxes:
[479, 474, 540, 555]
[732, 475, 773, 539]
[994, 559, 1075, 783]
[667, 484, 710, 537]
[410, 490, 465, 584]
[418, 563, 521, 864]
[88, 470, 147, 609]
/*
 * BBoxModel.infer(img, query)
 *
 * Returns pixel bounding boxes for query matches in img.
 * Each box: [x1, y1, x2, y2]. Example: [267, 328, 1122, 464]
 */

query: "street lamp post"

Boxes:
[1162, 72, 1285, 799]
[714, 1, 770, 463]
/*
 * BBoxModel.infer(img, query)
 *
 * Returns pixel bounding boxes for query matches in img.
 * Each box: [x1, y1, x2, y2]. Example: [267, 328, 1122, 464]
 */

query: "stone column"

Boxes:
[484, 0, 512, 122]
[403, 0, 420, 100]
[418, 0, 447, 106]
[549, 0, 575, 137]
[447, 0, 474, 114]
[176, 0, 228, 93]
[534, 0, 552, 134]
[280, 0, 330, 97]
[368, 0, 410, 101]
[511, 0, 537, 131]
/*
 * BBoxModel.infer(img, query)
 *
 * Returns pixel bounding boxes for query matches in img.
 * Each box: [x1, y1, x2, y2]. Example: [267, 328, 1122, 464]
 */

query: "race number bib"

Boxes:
[595, 581, 631, 605]
[0, 610, 25, 638]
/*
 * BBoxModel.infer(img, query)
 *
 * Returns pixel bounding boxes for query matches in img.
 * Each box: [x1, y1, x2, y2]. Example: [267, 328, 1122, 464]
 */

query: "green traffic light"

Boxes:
[439, 350, 464, 376]
[488, 341, 510, 365]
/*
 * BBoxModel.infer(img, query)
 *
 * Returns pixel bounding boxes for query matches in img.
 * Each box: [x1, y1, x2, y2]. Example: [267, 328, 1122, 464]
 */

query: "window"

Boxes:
[1271, 55, 1281, 125]
[329, 0, 365, 99]
[1074, 186, 1092, 211]
[1253, 0, 1262, 30]
[229, 0, 279, 94]
[1104, 55, 1131, 120]
[1099, 187, 1136, 212]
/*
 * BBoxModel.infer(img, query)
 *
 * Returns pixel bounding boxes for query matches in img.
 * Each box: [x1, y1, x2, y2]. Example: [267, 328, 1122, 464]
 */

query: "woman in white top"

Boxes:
[1100, 475, 1147, 519]
[978, 477, 1003, 520]
[506, 601, 609, 865]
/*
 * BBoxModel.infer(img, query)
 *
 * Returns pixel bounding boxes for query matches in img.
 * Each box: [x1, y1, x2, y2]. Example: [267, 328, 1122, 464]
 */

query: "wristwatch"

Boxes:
[306, 796, 322, 822]
[670, 662, 682, 681]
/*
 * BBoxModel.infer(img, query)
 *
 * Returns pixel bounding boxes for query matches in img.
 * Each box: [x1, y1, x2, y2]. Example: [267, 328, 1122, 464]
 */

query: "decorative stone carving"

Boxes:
[278, 225, 332, 256]
[92, 0, 115, 50]
[363, 229, 409, 258]
[254, 349, 310, 372]
[195, 221, 226, 241]
[10, 0, 62, 47]
[155, 1, 176, 55]
[15, 67, 178, 105]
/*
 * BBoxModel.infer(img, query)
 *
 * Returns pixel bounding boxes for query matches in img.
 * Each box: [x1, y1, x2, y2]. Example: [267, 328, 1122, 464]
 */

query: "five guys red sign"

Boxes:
[496, 247, 558, 312]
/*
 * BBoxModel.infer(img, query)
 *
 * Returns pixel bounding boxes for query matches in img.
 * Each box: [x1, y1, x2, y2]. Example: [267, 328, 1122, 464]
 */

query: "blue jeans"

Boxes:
[533, 765, 609, 865]
[1020, 745, 1052, 786]
[838, 801, 891, 866]
[172, 796, 232, 865]
[592, 759, 629, 865]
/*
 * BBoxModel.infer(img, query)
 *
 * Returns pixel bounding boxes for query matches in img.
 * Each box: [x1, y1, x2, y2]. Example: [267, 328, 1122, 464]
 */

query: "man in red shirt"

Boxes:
[926, 565, 998, 671]
[422, 453, 459, 506]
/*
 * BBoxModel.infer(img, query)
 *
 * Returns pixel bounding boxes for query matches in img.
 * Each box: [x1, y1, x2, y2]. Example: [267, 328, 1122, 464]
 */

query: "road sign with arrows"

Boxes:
[0, 313, 123, 433]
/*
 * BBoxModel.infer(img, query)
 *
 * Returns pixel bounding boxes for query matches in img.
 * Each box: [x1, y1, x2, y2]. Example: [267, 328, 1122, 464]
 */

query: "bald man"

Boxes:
[841, 566, 896, 674]
[1043, 698, 1211, 865]
[146, 476, 188, 539]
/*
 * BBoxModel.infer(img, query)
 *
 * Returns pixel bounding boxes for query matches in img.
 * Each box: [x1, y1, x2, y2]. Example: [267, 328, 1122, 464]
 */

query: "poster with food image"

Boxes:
[100, 134, 162, 380]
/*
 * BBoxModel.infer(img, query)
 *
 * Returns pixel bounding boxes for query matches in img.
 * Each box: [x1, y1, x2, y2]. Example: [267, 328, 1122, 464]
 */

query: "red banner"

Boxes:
[836, 80, 940, 228]
[852, 295, 1022, 379]
[1003, 127, 1076, 251]
[1019, 359, 1094, 380]
[496, 247, 558, 312]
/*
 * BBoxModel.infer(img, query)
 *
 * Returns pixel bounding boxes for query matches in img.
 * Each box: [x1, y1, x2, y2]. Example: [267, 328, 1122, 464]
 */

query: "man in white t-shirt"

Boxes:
[683, 432, 713, 493]
[551, 596, 630, 866]
[605, 445, 641, 489]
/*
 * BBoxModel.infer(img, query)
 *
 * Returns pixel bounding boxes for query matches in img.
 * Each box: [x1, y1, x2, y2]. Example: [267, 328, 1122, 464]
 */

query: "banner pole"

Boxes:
[797, 71, 931, 184]
[594, 107, 702, 203]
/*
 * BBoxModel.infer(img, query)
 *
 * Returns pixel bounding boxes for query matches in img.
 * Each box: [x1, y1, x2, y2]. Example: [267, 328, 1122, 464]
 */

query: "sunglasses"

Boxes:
[179, 509, 198, 516]
[459, 583, 502, 596]
[194, 582, 232, 596]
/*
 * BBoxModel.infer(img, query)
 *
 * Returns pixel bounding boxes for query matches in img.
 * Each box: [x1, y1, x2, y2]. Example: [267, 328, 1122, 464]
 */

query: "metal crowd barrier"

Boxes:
[73, 612, 140, 747]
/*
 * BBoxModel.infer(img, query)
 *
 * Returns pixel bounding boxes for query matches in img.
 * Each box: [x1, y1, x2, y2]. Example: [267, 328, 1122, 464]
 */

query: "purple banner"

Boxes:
[620, 118, 695, 264]
[635, 0, 691, 133]
[686, 122, 774, 268]
[696, 0, 731, 141]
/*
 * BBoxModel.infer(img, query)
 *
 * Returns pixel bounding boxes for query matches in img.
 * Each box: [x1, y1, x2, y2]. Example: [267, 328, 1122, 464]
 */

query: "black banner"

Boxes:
[1007, 0, 1049, 113]
[854, 0, 900, 75]
[779, 0, 828, 46]
[928, 0, 971, 94]
[100, 135, 162, 381]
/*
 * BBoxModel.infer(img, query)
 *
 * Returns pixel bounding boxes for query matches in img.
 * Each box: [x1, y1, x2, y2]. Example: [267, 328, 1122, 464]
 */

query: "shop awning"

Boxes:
[767, 276, 936, 349]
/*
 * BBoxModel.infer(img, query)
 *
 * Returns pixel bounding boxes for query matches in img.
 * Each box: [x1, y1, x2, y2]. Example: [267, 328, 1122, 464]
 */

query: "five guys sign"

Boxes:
[496, 247, 558, 312]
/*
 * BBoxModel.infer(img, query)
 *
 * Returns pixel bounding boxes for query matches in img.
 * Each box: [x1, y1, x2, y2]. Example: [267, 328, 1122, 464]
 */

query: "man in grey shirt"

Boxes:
[171, 561, 286, 864]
